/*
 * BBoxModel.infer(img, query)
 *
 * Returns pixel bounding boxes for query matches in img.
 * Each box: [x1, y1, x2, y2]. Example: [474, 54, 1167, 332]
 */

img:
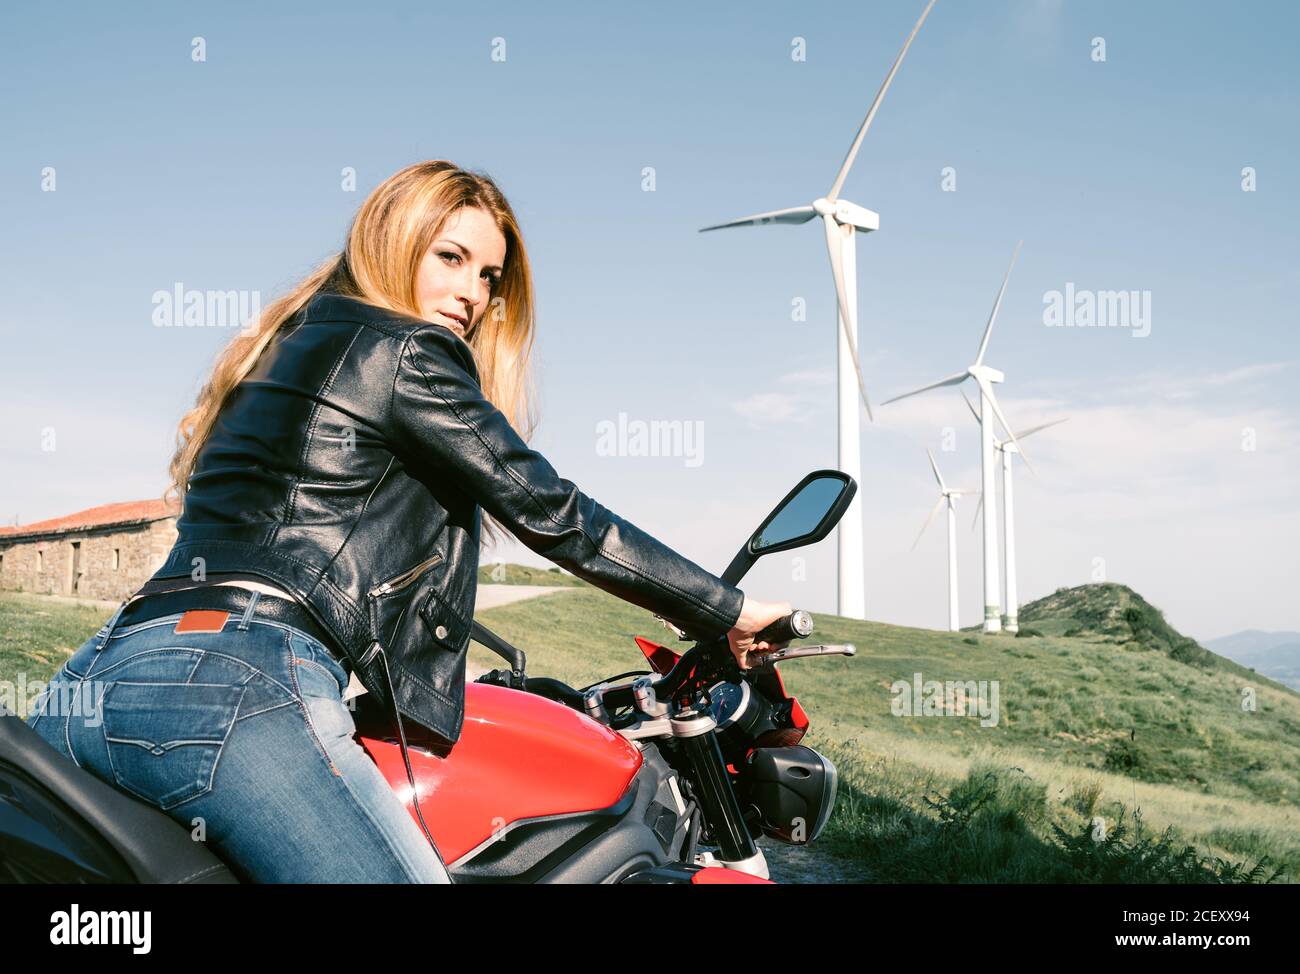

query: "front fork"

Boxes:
[669, 708, 758, 864]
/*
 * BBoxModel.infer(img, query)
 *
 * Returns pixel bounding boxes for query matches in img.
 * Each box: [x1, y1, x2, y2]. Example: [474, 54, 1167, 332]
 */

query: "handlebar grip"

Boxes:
[754, 609, 814, 645]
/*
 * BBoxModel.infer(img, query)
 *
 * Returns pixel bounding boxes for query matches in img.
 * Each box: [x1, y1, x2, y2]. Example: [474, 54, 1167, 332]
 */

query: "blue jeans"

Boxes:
[25, 599, 451, 884]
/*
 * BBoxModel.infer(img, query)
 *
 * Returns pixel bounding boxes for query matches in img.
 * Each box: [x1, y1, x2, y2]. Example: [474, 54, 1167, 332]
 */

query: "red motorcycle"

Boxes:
[0, 470, 857, 884]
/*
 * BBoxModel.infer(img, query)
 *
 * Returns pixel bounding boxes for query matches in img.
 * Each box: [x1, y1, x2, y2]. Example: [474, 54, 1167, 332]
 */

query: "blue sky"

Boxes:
[1, 0, 1296, 640]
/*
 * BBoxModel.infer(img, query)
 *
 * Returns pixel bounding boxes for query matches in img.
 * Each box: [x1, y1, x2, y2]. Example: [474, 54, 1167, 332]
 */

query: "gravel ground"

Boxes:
[758, 836, 872, 884]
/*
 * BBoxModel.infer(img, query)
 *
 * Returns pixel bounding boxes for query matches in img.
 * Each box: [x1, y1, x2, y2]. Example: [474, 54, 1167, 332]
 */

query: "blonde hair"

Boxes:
[164, 160, 538, 549]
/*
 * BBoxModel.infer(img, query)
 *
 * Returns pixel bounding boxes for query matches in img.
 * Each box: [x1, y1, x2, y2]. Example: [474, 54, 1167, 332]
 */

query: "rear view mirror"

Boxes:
[720, 470, 858, 585]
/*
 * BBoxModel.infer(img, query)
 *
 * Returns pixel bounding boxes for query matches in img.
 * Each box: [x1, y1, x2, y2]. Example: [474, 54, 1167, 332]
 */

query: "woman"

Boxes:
[26, 160, 794, 884]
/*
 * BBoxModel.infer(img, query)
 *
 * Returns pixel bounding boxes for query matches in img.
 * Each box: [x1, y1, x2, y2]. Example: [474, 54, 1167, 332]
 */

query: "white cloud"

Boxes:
[731, 391, 817, 426]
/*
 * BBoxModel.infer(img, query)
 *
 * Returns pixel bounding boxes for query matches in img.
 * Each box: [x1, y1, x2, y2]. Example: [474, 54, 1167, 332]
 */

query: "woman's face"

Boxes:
[415, 206, 507, 341]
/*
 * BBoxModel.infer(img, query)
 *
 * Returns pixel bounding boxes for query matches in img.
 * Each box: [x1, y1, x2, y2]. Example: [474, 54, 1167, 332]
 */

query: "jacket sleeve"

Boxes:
[387, 324, 745, 641]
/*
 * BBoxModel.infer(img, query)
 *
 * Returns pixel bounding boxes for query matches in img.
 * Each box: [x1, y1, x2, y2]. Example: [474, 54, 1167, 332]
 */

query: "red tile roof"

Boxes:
[0, 498, 180, 543]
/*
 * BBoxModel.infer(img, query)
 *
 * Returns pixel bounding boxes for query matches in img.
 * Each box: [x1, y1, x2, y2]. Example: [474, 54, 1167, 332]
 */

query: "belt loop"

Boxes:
[237, 590, 262, 631]
[94, 600, 130, 653]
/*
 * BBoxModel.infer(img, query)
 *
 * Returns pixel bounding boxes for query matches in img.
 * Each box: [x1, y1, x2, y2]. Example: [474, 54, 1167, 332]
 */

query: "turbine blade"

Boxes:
[827, 0, 939, 201]
[822, 213, 874, 421]
[698, 206, 817, 232]
[1013, 416, 1070, 441]
[978, 377, 1036, 476]
[912, 495, 946, 551]
[971, 491, 983, 532]
[881, 370, 969, 406]
[926, 448, 947, 491]
[974, 240, 1022, 367]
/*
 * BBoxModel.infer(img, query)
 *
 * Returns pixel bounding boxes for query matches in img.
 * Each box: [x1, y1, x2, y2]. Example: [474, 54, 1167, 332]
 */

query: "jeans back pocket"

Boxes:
[102, 681, 246, 810]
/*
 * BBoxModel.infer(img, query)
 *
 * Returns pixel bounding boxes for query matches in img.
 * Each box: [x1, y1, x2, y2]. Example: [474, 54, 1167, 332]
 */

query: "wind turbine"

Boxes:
[961, 390, 1068, 633]
[882, 242, 1026, 634]
[913, 449, 978, 632]
[697, 0, 939, 620]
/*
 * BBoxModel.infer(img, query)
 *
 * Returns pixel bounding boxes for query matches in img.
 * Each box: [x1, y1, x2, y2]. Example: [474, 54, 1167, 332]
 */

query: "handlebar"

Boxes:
[603, 608, 818, 713]
[754, 609, 814, 646]
[483, 606, 829, 717]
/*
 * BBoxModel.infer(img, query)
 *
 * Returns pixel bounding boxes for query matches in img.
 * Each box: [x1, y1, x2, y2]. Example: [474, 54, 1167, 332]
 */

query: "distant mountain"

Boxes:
[1203, 630, 1300, 656]
[1204, 631, 1300, 691]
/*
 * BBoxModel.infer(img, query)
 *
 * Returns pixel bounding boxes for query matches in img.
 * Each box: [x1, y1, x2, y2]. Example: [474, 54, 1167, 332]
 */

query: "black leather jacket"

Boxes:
[142, 290, 745, 746]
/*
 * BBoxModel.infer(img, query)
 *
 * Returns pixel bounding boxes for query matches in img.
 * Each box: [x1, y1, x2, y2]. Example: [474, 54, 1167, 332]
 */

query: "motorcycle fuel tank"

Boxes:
[359, 683, 642, 864]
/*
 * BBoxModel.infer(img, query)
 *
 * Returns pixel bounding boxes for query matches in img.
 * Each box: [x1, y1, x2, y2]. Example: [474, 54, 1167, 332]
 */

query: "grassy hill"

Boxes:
[4, 578, 1297, 883]
[1018, 583, 1224, 672]
[466, 579, 1299, 882]
[476, 563, 589, 587]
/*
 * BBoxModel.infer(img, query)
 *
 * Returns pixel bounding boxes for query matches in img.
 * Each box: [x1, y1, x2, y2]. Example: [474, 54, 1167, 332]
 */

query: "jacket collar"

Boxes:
[303, 289, 475, 354]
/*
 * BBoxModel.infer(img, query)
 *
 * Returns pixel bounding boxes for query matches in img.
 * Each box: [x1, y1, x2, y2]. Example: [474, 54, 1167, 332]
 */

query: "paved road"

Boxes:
[474, 583, 574, 611]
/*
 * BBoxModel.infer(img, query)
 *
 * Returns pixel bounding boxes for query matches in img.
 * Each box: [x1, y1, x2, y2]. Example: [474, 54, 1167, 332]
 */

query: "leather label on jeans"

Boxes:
[175, 609, 231, 633]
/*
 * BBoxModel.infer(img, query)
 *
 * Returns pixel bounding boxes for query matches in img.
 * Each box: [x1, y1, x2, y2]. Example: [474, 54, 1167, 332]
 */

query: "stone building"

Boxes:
[0, 499, 180, 601]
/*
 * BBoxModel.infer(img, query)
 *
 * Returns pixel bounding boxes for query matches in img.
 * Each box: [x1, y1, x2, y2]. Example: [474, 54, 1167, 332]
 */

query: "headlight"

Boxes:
[739, 745, 838, 844]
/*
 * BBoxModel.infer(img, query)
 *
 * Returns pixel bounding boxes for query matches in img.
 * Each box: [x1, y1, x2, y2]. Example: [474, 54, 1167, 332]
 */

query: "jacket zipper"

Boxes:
[367, 552, 443, 599]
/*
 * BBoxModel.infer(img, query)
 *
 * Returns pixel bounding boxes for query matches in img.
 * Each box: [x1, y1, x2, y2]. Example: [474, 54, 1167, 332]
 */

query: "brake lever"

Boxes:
[751, 643, 857, 667]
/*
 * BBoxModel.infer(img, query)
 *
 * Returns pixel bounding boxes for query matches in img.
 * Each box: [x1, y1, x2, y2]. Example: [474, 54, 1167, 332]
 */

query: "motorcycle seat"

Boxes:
[0, 713, 238, 883]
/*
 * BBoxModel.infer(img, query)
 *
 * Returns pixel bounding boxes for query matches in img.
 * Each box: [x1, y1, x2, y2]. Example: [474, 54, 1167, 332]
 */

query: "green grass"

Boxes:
[465, 583, 1300, 882]
[0, 593, 105, 714]
[5, 577, 1297, 883]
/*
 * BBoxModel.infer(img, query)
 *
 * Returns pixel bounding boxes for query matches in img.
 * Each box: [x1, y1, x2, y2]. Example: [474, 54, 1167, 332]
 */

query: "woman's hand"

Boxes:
[727, 595, 793, 671]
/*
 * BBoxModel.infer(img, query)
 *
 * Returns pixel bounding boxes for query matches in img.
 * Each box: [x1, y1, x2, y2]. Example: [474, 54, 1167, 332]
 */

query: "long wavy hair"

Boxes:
[163, 160, 538, 549]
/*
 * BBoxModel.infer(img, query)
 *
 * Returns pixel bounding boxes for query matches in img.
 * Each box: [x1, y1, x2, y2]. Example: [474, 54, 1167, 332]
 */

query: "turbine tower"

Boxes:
[962, 391, 1068, 633]
[913, 449, 978, 632]
[882, 242, 1027, 634]
[698, 0, 939, 620]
